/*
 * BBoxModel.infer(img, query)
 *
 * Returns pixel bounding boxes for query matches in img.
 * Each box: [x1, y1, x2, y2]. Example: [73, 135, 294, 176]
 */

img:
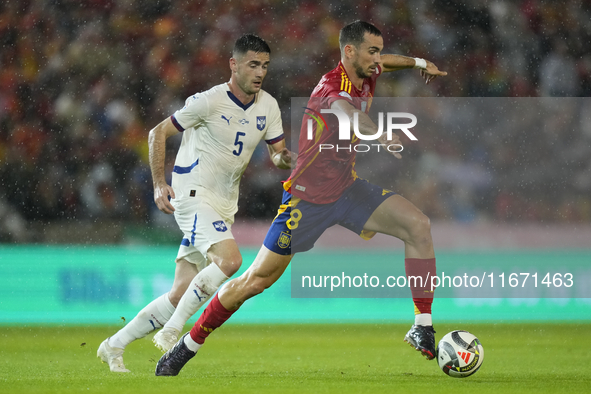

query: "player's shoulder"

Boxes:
[185, 83, 226, 102]
[256, 88, 277, 102]
[319, 66, 344, 85]
[255, 89, 280, 109]
[202, 83, 230, 100]
[313, 65, 346, 95]
[188, 84, 235, 114]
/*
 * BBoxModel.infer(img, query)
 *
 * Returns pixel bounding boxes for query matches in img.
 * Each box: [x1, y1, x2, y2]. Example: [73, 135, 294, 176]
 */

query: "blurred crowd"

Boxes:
[1, 0, 590, 242]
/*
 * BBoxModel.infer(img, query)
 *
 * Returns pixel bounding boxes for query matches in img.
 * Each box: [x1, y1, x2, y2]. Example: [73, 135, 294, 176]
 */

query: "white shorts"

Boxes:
[173, 200, 234, 270]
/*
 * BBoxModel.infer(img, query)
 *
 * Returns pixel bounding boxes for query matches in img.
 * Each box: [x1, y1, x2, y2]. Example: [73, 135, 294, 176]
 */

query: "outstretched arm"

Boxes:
[148, 117, 180, 214]
[267, 139, 297, 169]
[331, 99, 403, 159]
[380, 54, 448, 84]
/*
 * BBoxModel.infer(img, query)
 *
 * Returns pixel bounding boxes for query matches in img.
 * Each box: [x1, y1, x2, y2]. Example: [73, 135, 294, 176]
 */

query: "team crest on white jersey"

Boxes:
[212, 220, 228, 232]
[257, 116, 266, 130]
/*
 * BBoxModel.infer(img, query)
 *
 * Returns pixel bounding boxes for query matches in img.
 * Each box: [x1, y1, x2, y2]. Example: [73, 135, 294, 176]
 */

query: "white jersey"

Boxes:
[170, 83, 284, 222]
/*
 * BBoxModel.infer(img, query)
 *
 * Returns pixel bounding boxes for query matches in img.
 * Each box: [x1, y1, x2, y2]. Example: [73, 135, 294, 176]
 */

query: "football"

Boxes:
[436, 330, 484, 378]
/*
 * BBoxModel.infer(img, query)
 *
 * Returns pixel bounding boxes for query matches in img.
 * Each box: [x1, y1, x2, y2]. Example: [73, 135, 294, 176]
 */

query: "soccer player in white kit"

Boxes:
[98, 34, 294, 372]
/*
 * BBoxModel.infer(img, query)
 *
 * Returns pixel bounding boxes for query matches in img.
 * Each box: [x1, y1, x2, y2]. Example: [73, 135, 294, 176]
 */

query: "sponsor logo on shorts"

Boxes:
[277, 231, 291, 249]
[212, 220, 228, 232]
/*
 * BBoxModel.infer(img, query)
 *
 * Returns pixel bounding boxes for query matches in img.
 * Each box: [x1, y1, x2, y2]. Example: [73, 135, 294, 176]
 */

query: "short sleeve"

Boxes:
[326, 90, 355, 108]
[264, 99, 285, 144]
[171, 93, 209, 131]
[324, 75, 354, 108]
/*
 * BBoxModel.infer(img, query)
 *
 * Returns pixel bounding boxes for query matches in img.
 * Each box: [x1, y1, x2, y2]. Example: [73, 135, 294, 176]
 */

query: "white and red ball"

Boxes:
[436, 330, 484, 378]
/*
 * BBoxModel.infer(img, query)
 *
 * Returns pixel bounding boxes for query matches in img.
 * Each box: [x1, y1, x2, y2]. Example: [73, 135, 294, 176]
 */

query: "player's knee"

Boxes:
[408, 213, 432, 246]
[218, 255, 242, 277]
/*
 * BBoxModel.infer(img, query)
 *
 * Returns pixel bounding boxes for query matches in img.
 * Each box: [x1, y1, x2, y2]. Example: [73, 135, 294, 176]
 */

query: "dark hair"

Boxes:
[233, 34, 271, 58]
[339, 21, 382, 52]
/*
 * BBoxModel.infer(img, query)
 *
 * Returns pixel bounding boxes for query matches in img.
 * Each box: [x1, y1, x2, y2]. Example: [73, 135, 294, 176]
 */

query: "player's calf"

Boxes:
[403, 213, 433, 254]
[241, 275, 270, 298]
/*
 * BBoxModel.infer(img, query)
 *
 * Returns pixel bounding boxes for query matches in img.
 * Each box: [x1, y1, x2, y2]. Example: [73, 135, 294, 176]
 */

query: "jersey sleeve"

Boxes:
[171, 93, 210, 132]
[264, 99, 285, 145]
[325, 76, 354, 108]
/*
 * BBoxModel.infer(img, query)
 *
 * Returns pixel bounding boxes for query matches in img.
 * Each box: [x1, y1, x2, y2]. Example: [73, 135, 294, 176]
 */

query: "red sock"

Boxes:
[189, 293, 235, 344]
[404, 258, 436, 315]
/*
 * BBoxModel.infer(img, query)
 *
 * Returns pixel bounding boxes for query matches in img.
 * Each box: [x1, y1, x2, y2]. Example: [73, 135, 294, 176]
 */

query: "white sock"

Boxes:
[184, 333, 203, 352]
[109, 293, 175, 349]
[415, 313, 432, 326]
[164, 263, 229, 332]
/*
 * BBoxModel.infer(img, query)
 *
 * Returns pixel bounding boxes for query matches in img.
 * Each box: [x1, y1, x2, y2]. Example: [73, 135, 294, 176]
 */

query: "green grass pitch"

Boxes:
[1, 323, 590, 394]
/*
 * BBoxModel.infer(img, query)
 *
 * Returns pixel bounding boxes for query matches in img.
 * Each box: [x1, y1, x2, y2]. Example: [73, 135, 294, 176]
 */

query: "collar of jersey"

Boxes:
[339, 61, 363, 93]
[227, 90, 255, 111]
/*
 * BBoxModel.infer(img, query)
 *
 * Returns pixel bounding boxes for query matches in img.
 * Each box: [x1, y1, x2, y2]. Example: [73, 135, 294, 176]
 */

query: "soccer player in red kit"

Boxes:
[156, 21, 447, 376]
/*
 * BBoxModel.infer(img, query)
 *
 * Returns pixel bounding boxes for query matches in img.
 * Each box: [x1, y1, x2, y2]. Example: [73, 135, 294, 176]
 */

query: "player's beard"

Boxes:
[239, 78, 260, 96]
[353, 59, 372, 79]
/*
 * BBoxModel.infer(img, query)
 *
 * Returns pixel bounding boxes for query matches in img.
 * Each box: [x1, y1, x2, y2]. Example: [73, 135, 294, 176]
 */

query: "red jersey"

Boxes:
[286, 61, 382, 204]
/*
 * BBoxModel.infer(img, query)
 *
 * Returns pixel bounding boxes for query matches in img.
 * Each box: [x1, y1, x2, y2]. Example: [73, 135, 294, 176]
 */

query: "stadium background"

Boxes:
[1, 0, 591, 327]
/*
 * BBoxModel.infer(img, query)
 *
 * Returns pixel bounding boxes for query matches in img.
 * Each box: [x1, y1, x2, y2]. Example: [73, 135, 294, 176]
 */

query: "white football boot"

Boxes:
[97, 338, 131, 373]
[153, 327, 180, 353]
